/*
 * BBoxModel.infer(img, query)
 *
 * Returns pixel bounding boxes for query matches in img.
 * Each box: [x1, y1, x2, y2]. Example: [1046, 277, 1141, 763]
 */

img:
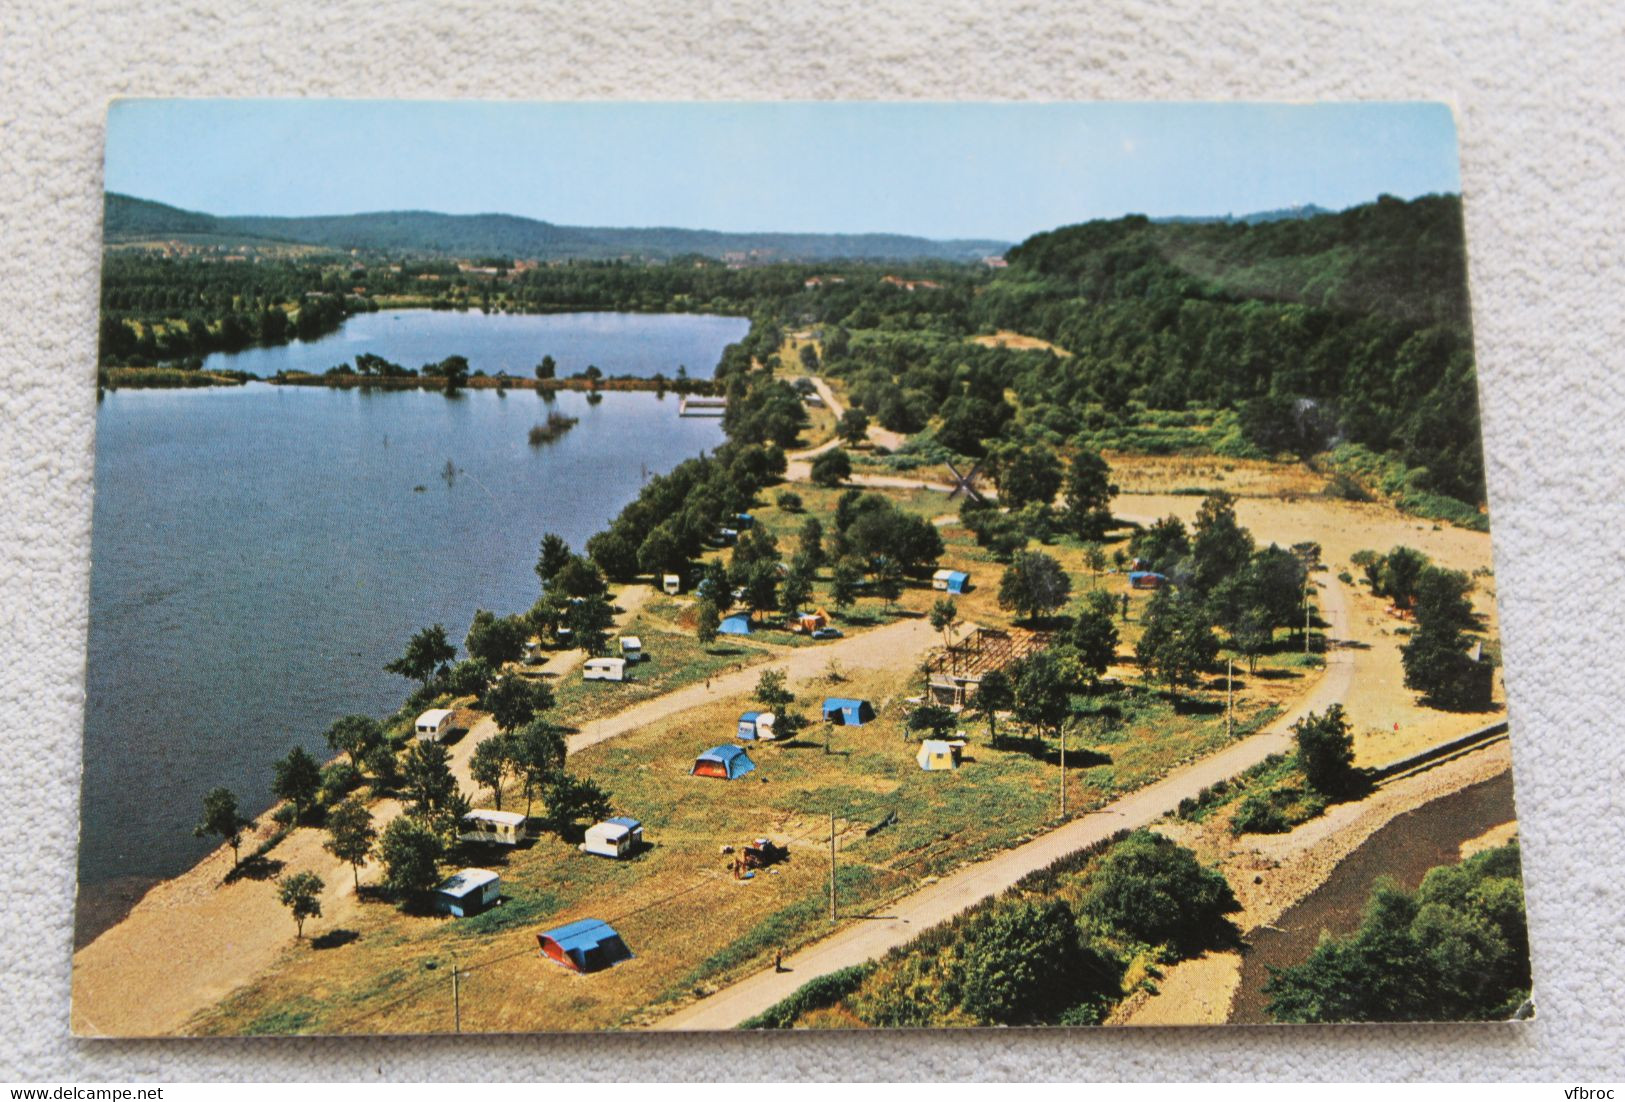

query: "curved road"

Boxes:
[653, 572, 1355, 1030]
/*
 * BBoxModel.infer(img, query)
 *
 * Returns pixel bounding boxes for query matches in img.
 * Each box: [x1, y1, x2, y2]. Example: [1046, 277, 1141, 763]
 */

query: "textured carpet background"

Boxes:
[3, 0, 1622, 1081]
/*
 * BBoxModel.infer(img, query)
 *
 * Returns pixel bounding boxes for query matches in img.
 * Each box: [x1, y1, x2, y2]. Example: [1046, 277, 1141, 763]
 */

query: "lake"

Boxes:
[80, 312, 744, 944]
[201, 309, 749, 380]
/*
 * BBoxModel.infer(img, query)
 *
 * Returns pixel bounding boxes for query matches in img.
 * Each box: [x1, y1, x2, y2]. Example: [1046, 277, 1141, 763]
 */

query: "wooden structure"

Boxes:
[926, 626, 1053, 708]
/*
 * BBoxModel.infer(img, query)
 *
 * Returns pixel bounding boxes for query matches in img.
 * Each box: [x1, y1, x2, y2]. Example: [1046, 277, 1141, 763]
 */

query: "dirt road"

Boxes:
[651, 572, 1357, 1030]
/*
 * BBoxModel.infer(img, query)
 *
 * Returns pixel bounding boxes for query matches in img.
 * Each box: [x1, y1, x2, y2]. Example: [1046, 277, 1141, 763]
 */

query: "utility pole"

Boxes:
[1059, 724, 1067, 818]
[1305, 586, 1312, 654]
[451, 963, 461, 1034]
[828, 812, 837, 922]
[1226, 658, 1234, 738]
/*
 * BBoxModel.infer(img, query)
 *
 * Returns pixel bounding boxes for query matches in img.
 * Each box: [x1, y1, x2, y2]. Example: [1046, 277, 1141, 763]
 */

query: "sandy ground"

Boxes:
[783, 375, 909, 466]
[69, 606, 956, 1037]
[968, 331, 1071, 357]
[1112, 738, 1514, 1026]
[1116, 490, 1503, 765]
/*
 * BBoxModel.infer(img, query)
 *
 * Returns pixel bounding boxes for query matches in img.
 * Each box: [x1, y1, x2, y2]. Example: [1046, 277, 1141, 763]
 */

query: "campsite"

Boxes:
[73, 102, 1525, 1036]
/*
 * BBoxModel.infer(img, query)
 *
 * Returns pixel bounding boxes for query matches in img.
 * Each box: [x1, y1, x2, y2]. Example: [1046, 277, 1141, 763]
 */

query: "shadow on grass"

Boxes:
[996, 735, 1112, 769]
[224, 855, 284, 884]
[311, 929, 361, 950]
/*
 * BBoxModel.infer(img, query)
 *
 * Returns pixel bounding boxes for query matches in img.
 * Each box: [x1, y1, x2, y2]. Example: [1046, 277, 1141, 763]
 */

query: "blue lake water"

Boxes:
[80, 312, 743, 943]
[201, 309, 749, 380]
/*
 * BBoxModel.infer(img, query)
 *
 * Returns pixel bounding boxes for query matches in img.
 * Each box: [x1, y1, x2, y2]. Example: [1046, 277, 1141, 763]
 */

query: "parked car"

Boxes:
[811, 627, 844, 640]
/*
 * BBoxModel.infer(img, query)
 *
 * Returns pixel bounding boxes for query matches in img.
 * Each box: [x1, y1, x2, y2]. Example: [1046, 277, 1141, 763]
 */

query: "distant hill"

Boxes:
[103, 193, 1011, 263]
[1155, 204, 1335, 226]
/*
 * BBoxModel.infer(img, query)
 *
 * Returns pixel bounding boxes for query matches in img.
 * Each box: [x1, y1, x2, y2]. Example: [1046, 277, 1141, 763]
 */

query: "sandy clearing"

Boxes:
[1117, 492, 1504, 766]
[969, 331, 1071, 357]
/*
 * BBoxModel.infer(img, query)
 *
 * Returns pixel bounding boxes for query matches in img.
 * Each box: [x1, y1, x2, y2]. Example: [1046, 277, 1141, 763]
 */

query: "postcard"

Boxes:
[73, 100, 1528, 1035]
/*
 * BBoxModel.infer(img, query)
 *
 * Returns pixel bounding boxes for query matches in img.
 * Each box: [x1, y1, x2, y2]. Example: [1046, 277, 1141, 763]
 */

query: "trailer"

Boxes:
[432, 868, 501, 917]
[583, 657, 627, 682]
[414, 708, 455, 743]
[579, 816, 644, 859]
[459, 809, 528, 846]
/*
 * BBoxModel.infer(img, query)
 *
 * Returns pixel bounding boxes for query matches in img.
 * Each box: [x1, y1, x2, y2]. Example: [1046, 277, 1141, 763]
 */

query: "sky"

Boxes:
[104, 100, 1461, 243]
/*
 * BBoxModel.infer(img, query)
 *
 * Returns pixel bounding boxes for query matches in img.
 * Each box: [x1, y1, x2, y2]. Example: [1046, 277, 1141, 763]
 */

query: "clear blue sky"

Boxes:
[105, 100, 1460, 242]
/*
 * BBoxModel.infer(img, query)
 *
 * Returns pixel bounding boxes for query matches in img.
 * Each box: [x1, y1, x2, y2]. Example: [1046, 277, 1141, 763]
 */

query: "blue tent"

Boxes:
[944, 570, 969, 594]
[692, 744, 756, 780]
[737, 711, 768, 740]
[734, 513, 755, 529]
[537, 918, 633, 973]
[822, 697, 876, 726]
[1129, 571, 1169, 590]
[719, 614, 753, 635]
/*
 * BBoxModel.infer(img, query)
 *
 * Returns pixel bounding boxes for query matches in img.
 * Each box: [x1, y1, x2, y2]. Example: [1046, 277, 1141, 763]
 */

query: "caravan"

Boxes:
[583, 657, 627, 682]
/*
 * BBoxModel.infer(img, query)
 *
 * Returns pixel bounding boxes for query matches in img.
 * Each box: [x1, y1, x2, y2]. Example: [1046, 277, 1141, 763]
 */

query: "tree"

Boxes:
[464, 609, 528, 667]
[810, 448, 852, 487]
[435, 355, 470, 392]
[484, 675, 555, 734]
[1190, 492, 1254, 595]
[997, 551, 1072, 622]
[1293, 704, 1358, 795]
[739, 560, 780, 619]
[1063, 448, 1117, 541]
[1129, 515, 1190, 576]
[1081, 543, 1108, 587]
[565, 593, 616, 656]
[1068, 602, 1120, 683]
[1373, 546, 1428, 611]
[836, 408, 870, 447]
[830, 558, 862, 612]
[513, 719, 567, 819]
[1135, 588, 1219, 698]
[543, 773, 613, 837]
[780, 567, 814, 620]
[363, 741, 402, 793]
[798, 342, 820, 372]
[469, 735, 515, 809]
[194, 787, 253, 870]
[534, 533, 573, 586]
[872, 555, 904, 611]
[1079, 830, 1240, 954]
[324, 714, 382, 771]
[276, 871, 324, 939]
[1012, 648, 1082, 743]
[375, 815, 444, 897]
[323, 797, 377, 892]
[929, 597, 959, 655]
[1413, 565, 1477, 635]
[549, 554, 608, 599]
[385, 624, 455, 688]
[958, 899, 1115, 1026]
[401, 739, 461, 819]
[755, 668, 795, 714]
[1402, 625, 1492, 710]
[447, 656, 496, 698]
[989, 441, 1062, 509]
[695, 598, 721, 646]
[1265, 842, 1529, 1023]
[970, 668, 1014, 746]
[272, 746, 322, 825]
[534, 354, 556, 381]
[906, 703, 956, 740]
[798, 516, 825, 568]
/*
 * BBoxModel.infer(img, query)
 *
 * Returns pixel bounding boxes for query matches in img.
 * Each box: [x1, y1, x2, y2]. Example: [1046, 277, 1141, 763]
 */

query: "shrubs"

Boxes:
[741, 965, 876, 1029]
[1264, 842, 1530, 1023]
[1291, 704, 1358, 795]
[1078, 830, 1240, 954]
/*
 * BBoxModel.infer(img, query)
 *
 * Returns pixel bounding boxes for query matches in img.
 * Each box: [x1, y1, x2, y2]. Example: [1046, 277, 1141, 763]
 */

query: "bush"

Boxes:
[1078, 830, 1239, 954]
[775, 490, 803, 513]
[1230, 794, 1290, 835]
[740, 964, 875, 1029]
[318, 761, 362, 807]
[1292, 704, 1357, 795]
